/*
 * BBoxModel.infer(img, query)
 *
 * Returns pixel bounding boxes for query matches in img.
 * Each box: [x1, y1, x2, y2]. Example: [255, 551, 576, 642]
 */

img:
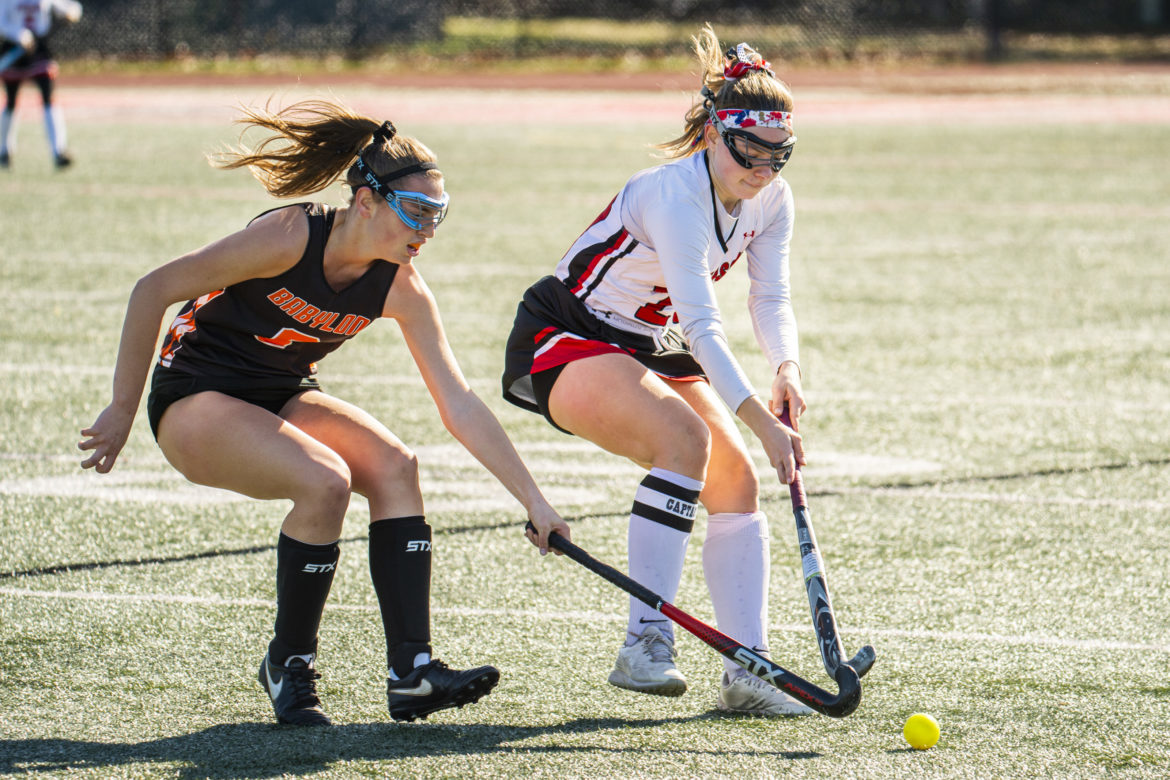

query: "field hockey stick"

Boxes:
[779, 406, 876, 680]
[0, 45, 27, 72]
[526, 522, 862, 718]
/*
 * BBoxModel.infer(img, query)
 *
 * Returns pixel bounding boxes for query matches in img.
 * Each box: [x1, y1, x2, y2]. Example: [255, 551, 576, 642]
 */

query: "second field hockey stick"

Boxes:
[527, 522, 862, 718]
[779, 407, 876, 680]
[0, 45, 27, 72]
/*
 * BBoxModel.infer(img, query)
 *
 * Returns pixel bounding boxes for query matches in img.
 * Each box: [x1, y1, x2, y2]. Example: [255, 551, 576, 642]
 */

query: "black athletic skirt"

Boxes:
[146, 365, 319, 440]
[501, 275, 704, 432]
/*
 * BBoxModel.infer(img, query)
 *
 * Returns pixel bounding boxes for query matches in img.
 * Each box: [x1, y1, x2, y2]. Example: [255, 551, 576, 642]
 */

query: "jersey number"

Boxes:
[256, 327, 320, 349]
[634, 286, 675, 326]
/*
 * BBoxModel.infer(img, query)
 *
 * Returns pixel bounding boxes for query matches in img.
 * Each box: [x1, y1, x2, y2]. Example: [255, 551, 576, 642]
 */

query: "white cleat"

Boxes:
[718, 669, 814, 716]
[608, 625, 687, 697]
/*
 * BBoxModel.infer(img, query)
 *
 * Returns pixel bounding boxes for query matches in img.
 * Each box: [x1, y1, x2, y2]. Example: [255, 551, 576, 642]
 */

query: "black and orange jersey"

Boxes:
[158, 203, 398, 380]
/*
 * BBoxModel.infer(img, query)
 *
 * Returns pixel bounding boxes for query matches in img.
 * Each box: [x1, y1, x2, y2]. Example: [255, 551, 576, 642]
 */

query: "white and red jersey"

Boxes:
[0, 0, 79, 41]
[554, 151, 799, 412]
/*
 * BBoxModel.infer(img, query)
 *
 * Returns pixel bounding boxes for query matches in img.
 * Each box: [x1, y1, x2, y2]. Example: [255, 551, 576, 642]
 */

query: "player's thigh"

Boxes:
[666, 379, 759, 512]
[156, 391, 350, 502]
[278, 391, 418, 500]
[548, 353, 710, 474]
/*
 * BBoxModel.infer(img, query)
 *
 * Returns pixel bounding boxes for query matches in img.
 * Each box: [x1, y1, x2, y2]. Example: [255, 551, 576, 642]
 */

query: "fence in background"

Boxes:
[48, 0, 1170, 62]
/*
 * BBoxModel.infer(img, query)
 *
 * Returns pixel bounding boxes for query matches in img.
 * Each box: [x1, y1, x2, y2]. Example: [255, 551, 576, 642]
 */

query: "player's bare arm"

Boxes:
[736, 393, 803, 484]
[385, 265, 570, 553]
[78, 208, 307, 473]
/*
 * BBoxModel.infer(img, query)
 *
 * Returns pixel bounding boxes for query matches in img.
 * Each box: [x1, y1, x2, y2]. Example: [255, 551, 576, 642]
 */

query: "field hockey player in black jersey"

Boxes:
[78, 98, 571, 726]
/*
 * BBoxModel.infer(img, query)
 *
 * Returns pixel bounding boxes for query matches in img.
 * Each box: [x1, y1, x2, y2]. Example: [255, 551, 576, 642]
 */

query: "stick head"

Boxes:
[848, 645, 877, 678]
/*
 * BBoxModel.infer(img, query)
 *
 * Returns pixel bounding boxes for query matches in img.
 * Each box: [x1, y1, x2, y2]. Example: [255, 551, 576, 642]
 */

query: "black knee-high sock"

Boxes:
[268, 532, 339, 664]
[369, 516, 432, 678]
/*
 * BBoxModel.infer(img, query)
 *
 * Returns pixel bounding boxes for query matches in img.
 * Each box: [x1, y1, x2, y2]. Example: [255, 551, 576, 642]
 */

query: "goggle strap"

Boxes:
[355, 155, 438, 189]
[384, 161, 438, 182]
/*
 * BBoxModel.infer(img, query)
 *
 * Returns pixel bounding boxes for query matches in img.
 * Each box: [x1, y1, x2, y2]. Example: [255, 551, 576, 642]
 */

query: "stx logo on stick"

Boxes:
[732, 647, 782, 685]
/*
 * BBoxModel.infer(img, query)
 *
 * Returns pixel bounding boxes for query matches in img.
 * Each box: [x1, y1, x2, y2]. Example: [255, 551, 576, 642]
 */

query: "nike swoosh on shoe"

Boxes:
[391, 679, 434, 697]
[266, 664, 284, 700]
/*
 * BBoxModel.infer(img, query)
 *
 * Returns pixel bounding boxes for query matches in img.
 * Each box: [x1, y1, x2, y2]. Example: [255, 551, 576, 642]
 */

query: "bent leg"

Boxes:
[157, 391, 347, 717]
[667, 380, 775, 677]
[279, 390, 422, 520]
[667, 378, 760, 513]
[157, 391, 353, 543]
[279, 392, 434, 681]
[548, 353, 710, 478]
[548, 355, 706, 693]
[548, 355, 709, 625]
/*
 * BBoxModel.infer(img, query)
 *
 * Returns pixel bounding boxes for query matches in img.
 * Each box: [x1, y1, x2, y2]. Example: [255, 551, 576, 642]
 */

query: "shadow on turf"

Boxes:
[5, 454, 1167, 581]
[0, 717, 820, 777]
[0, 512, 617, 580]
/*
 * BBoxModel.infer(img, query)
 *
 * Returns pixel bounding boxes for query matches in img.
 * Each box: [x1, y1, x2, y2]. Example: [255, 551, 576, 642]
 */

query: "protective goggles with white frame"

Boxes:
[354, 156, 449, 231]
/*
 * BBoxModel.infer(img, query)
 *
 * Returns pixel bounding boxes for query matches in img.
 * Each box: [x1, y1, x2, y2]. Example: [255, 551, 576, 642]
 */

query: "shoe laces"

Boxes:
[283, 661, 323, 705]
[729, 669, 783, 696]
[398, 658, 452, 685]
[639, 631, 677, 664]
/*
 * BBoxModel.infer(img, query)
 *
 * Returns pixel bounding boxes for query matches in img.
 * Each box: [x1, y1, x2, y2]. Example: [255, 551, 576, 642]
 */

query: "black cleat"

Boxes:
[54, 152, 72, 169]
[0, 151, 9, 168]
[387, 659, 500, 722]
[258, 653, 332, 726]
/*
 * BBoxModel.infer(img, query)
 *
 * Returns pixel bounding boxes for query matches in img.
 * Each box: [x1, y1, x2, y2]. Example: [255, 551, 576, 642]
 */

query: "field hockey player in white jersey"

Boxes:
[0, 0, 82, 169]
[503, 25, 812, 716]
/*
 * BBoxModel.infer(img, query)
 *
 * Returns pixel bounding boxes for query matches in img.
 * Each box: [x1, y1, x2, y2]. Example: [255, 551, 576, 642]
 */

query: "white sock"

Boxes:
[703, 510, 771, 676]
[44, 105, 65, 156]
[625, 467, 703, 645]
[0, 109, 14, 155]
[387, 651, 430, 680]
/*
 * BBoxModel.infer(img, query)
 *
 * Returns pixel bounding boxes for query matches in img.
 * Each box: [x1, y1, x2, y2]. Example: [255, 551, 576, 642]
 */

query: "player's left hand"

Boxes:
[768, 361, 806, 430]
[78, 404, 134, 473]
[524, 507, 570, 556]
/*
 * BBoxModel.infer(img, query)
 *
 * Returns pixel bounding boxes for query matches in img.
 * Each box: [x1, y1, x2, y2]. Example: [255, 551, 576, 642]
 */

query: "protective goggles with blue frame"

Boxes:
[354, 156, 449, 231]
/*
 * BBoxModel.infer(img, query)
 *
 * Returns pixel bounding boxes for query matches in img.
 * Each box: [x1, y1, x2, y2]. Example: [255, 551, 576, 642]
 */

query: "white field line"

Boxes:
[1, 585, 1166, 655]
[829, 487, 1170, 512]
[5, 466, 1170, 511]
[7, 361, 1170, 413]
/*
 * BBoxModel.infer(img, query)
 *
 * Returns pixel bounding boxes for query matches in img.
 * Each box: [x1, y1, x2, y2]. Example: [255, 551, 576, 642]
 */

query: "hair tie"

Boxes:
[723, 43, 775, 80]
[372, 120, 397, 145]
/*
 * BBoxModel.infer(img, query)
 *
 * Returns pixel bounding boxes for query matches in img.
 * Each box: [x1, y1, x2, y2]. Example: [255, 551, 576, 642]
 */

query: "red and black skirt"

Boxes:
[502, 275, 704, 432]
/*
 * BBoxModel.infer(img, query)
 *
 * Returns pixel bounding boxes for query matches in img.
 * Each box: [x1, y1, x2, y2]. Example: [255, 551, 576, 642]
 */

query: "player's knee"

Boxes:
[724, 455, 760, 501]
[355, 445, 420, 507]
[387, 446, 419, 484]
[299, 456, 353, 516]
[377, 447, 420, 496]
[656, 406, 710, 476]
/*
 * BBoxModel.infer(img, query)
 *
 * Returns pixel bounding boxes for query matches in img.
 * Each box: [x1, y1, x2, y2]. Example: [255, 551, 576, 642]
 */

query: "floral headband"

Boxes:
[713, 107, 793, 134]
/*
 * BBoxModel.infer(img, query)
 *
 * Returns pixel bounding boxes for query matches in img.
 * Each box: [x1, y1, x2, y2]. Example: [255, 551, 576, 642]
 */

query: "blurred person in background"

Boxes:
[0, 0, 81, 168]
